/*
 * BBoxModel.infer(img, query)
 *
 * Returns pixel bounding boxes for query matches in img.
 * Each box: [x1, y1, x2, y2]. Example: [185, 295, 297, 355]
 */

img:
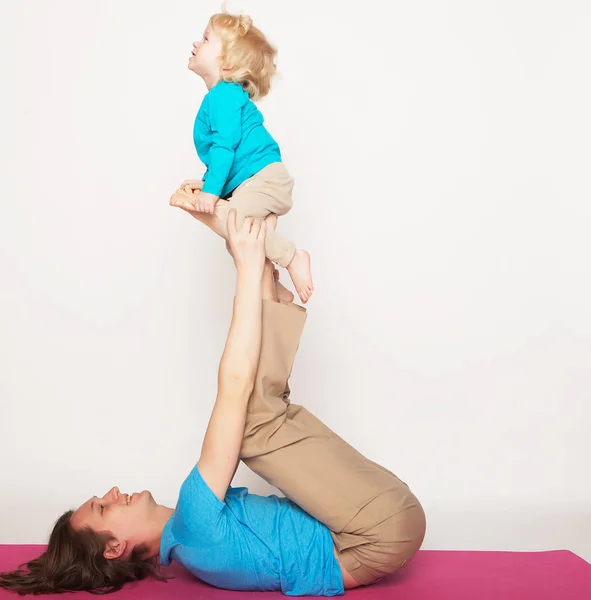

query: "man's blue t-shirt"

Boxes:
[159, 465, 344, 596]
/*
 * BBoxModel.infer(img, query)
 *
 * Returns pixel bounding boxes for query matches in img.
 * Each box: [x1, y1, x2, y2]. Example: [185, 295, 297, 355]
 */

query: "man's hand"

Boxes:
[227, 210, 266, 276]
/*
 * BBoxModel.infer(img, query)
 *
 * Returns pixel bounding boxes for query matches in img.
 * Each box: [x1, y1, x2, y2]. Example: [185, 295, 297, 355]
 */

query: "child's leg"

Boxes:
[224, 163, 295, 266]
[222, 163, 314, 303]
[240, 298, 426, 586]
[169, 191, 290, 287]
[170, 167, 314, 303]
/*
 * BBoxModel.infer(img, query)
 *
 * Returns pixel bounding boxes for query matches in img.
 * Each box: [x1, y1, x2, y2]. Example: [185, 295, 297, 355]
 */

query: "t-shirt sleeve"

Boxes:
[201, 83, 245, 196]
[175, 464, 229, 540]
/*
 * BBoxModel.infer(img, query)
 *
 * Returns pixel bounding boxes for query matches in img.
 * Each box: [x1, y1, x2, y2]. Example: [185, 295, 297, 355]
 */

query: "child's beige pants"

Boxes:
[239, 300, 427, 585]
[218, 162, 296, 268]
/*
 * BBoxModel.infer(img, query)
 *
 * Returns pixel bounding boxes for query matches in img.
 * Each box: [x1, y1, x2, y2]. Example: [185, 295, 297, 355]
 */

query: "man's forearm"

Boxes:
[218, 272, 263, 394]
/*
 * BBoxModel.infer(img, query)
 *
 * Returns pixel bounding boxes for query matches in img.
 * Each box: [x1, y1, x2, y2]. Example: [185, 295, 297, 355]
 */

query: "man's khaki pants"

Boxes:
[239, 300, 426, 585]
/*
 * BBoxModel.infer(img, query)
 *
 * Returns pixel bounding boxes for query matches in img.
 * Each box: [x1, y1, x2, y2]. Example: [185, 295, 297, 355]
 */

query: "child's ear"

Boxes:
[219, 56, 233, 72]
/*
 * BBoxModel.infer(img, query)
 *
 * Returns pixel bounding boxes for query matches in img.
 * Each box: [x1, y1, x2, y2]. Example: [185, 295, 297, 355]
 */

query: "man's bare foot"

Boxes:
[262, 260, 277, 302]
[169, 190, 196, 213]
[286, 249, 314, 303]
[170, 189, 229, 238]
[273, 269, 295, 303]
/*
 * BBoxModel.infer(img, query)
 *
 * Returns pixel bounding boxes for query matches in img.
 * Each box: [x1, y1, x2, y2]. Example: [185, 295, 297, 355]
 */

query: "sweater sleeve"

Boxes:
[201, 83, 245, 196]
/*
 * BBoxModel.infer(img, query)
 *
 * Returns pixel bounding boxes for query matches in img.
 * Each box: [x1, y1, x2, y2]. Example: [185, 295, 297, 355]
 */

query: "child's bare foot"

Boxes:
[273, 269, 295, 303]
[286, 249, 314, 303]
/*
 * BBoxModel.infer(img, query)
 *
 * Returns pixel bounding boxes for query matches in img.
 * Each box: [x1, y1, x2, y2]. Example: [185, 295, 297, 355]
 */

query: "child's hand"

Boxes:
[194, 191, 219, 215]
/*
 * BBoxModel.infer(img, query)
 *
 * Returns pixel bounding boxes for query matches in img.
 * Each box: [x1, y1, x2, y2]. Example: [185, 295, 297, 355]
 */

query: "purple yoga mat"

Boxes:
[1, 546, 590, 599]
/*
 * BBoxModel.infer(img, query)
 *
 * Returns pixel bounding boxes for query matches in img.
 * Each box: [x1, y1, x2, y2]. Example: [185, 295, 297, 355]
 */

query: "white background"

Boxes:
[1, 0, 590, 561]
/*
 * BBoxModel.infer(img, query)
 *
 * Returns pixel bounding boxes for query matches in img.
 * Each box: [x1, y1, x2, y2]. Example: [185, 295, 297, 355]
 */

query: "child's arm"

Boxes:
[200, 84, 245, 207]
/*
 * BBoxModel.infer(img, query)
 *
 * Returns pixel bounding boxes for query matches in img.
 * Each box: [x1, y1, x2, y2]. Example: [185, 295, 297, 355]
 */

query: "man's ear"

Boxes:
[104, 538, 127, 560]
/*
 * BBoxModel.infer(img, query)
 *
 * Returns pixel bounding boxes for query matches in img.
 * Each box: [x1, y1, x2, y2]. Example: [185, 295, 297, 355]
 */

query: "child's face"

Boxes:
[189, 25, 224, 82]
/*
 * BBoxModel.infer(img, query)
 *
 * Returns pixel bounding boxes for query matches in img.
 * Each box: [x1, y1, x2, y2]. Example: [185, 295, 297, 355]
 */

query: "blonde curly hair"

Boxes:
[209, 12, 277, 101]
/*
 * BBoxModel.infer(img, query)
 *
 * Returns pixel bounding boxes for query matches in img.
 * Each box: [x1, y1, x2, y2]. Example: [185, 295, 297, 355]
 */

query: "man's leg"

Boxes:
[239, 291, 425, 584]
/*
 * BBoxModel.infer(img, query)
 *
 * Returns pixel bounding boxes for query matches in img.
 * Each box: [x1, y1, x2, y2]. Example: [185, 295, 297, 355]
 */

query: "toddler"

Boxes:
[171, 12, 313, 303]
